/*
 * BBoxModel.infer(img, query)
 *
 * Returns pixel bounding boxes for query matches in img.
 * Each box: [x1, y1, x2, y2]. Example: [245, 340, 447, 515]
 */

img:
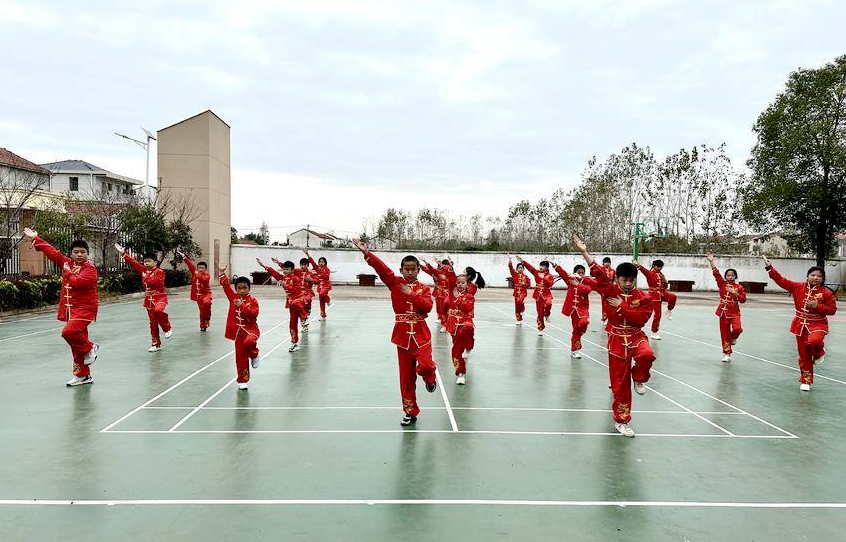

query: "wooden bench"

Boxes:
[740, 281, 767, 294]
[357, 273, 377, 287]
[250, 271, 273, 285]
[668, 280, 695, 292]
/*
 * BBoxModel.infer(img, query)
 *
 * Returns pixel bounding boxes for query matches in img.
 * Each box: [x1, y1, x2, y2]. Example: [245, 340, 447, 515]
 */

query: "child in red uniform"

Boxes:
[635, 259, 677, 339]
[516, 256, 555, 335]
[552, 262, 597, 359]
[179, 250, 212, 332]
[353, 238, 437, 426]
[421, 258, 453, 333]
[446, 274, 475, 385]
[304, 249, 332, 320]
[705, 252, 746, 362]
[115, 244, 172, 352]
[763, 255, 838, 391]
[24, 228, 99, 386]
[575, 234, 655, 438]
[600, 257, 616, 322]
[219, 265, 260, 390]
[507, 257, 530, 325]
[258, 258, 308, 351]
[298, 257, 317, 322]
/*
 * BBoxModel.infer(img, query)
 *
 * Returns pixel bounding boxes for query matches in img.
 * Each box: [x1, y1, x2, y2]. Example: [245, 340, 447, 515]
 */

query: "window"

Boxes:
[108, 183, 112, 191]
[69, 177, 79, 191]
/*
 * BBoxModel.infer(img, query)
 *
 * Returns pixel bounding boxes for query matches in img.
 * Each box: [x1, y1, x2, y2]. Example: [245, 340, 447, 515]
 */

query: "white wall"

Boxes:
[231, 245, 846, 291]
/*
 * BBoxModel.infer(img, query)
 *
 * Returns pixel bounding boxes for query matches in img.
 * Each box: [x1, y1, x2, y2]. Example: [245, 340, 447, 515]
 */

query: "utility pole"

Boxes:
[115, 128, 156, 202]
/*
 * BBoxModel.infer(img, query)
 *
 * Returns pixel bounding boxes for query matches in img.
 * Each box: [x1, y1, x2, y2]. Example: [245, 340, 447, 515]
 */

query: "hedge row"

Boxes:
[0, 269, 190, 312]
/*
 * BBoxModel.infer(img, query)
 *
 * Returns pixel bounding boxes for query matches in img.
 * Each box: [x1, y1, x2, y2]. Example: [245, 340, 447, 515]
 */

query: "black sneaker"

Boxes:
[426, 380, 437, 393]
[400, 414, 417, 426]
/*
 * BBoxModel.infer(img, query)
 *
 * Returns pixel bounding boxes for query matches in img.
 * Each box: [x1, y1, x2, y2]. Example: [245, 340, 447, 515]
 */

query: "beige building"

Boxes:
[157, 110, 231, 270]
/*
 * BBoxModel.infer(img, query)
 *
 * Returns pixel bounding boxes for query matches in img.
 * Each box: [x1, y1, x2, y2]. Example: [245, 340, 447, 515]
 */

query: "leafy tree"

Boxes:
[743, 54, 846, 265]
[231, 227, 238, 244]
[119, 202, 169, 260]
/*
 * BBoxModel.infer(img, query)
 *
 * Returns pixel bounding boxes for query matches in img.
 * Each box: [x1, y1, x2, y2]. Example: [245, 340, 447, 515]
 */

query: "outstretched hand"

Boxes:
[352, 238, 369, 255]
[22, 227, 37, 240]
[114, 243, 126, 255]
[219, 263, 227, 273]
[705, 251, 714, 262]
[572, 234, 587, 253]
[256, 258, 265, 268]
[761, 254, 771, 268]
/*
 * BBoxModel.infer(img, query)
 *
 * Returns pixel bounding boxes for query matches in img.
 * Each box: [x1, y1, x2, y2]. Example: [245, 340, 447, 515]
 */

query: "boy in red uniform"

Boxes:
[353, 238, 438, 426]
[115, 244, 172, 352]
[763, 255, 838, 391]
[575, 234, 655, 438]
[705, 252, 746, 362]
[219, 265, 260, 390]
[24, 228, 99, 386]
[421, 258, 454, 332]
[178, 250, 212, 332]
[298, 257, 317, 322]
[304, 249, 332, 320]
[507, 257, 530, 325]
[552, 262, 597, 359]
[600, 257, 615, 322]
[635, 259, 677, 339]
[446, 274, 476, 385]
[258, 258, 308, 351]
[516, 256, 555, 335]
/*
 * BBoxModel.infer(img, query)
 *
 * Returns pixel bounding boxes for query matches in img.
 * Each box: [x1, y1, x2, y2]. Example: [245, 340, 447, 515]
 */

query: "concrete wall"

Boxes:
[231, 245, 846, 290]
[158, 111, 231, 272]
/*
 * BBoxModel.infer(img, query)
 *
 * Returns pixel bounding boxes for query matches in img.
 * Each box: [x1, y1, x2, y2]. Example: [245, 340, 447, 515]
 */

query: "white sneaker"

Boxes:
[318, 316, 326, 321]
[148, 345, 161, 352]
[238, 382, 248, 390]
[516, 321, 522, 326]
[83, 343, 99, 366]
[66, 375, 93, 387]
[651, 333, 661, 340]
[800, 383, 811, 392]
[288, 343, 300, 352]
[615, 422, 635, 437]
[814, 355, 825, 365]
[634, 382, 646, 395]
[456, 374, 466, 385]
[250, 356, 260, 369]
[667, 310, 673, 320]
[463, 349, 472, 360]
[163, 330, 173, 339]
[721, 354, 731, 363]
[537, 330, 543, 336]
[571, 350, 582, 359]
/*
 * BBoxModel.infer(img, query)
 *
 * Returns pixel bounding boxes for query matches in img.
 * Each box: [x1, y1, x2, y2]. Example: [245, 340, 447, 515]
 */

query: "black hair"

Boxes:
[143, 252, 157, 261]
[318, 257, 327, 265]
[401, 255, 420, 267]
[282, 260, 295, 270]
[198, 261, 208, 268]
[573, 264, 585, 273]
[724, 268, 738, 279]
[807, 266, 826, 281]
[440, 259, 450, 266]
[516, 262, 524, 269]
[539, 260, 550, 268]
[234, 276, 251, 288]
[652, 259, 664, 269]
[465, 266, 486, 289]
[69, 239, 89, 252]
[602, 257, 611, 264]
[616, 262, 638, 279]
[299, 258, 309, 266]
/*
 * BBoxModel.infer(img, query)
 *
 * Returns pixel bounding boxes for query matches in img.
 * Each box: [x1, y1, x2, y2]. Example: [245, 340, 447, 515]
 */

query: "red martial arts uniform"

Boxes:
[521, 261, 555, 331]
[299, 266, 316, 316]
[591, 261, 655, 424]
[421, 263, 452, 328]
[124, 254, 171, 347]
[33, 237, 99, 378]
[637, 264, 677, 333]
[263, 265, 308, 344]
[508, 261, 530, 321]
[220, 274, 260, 384]
[446, 289, 475, 376]
[308, 256, 332, 318]
[184, 257, 212, 330]
[767, 266, 838, 384]
[711, 268, 746, 354]
[364, 252, 437, 418]
[554, 265, 597, 352]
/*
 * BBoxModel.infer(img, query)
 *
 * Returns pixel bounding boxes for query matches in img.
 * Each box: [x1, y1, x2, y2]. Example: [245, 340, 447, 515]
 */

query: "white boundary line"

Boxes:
[0, 327, 61, 343]
[168, 378, 236, 432]
[435, 369, 459, 432]
[142, 406, 747, 415]
[100, 429, 795, 438]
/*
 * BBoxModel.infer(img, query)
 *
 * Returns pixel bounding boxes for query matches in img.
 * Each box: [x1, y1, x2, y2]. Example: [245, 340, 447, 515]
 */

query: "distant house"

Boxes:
[367, 236, 398, 250]
[746, 230, 792, 257]
[40, 159, 142, 200]
[287, 228, 339, 248]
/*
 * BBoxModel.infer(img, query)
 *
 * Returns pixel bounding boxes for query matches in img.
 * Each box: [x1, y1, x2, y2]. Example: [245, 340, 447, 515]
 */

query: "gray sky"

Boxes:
[2, 0, 843, 240]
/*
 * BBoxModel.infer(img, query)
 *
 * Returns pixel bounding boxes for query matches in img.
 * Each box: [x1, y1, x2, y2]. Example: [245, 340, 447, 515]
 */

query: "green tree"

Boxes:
[231, 227, 238, 244]
[119, 202, 169, 260]
[743, 55, 846, 265]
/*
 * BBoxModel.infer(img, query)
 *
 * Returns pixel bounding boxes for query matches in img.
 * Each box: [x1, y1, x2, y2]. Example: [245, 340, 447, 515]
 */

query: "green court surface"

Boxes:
[1, 287, 845, 541]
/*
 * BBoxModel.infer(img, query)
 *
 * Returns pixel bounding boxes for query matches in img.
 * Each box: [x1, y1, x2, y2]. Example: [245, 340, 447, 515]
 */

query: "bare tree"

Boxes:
[0, 163, 50, 274]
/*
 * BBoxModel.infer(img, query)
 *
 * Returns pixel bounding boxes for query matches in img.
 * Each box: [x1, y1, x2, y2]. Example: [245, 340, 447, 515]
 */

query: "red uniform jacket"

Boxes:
[554, 265, 596, 318]
[308, 256, 332, 293]
[263, 266, 306, 308]
[220, 274, 260, 340]
[591, 261, 653, 335]
[712, 267, 746, 318]
[124, 254, 167, 309]
[184, 257, 211, 301]
[767, 266, 837, 336]
[445, 289, 475, 335]
[508, 261, 531, 299]
[299, 267, 316, 300]
[522, 261, 555, 301]
[365, 252, 433, 350]
[636, 264, 669, 300]
[33, 236, 99, 322]
[422, 263, 452, 300]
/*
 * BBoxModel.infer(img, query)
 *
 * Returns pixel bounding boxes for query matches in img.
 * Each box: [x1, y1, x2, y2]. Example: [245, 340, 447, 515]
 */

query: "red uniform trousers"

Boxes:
[514, 290, 527, 321]
[607, 332, 655, 423]
[196, 294, 212, 329]
[318, 284, 331, 317]
[147, 301, 171, 347]
[234, 331, 259, 384]
[451, 325, 474, 375]
[398, 342, 437, 417]
[796, 330, 826, 384]
[570, 310, 589, 352]
[434, 295, 448, 326]
[536, 295, 552, 330]
[718, 316, 743, 354]
[61, 319, 94, 378]
[288, 299, 308, 343]
[650, 291, 677, 333]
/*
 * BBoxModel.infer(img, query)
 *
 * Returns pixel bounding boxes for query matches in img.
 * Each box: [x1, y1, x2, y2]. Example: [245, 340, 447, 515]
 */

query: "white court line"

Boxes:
[661, 329, 846, 386]
[435, 369, 459, 432]
[150, 406, 742, 415]
[96, 429, 794, 438]
[489, 305, 738, 436]
[509, 306, 799, 439]
[168, 378, 236, 432]
[0, 327, 61, 343]
[100, 319, 288, 433]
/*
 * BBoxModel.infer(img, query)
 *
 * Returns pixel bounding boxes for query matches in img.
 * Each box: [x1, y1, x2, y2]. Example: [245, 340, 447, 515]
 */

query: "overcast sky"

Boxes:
[2, 0, 843, 241]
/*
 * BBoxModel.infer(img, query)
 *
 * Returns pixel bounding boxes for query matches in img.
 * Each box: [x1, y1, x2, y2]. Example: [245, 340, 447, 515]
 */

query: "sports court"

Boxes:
[1, 286, 845, 541]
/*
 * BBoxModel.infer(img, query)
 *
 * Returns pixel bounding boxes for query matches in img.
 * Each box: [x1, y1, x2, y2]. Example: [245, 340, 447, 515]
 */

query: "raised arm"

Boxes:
[521, 260, 539, 279]
[122, 252, 146, 274]
[572, 234, 595, 267]
[183, 255, 197, 274]
[352, 238, 396, 287]
[763, 256, 801, 293]
[552, 264, 571, 282]
[256, 258, 284, 281]
[218, 265, 236, 302]
[634, 262, 659, 288]
[30, 235, 70, 268]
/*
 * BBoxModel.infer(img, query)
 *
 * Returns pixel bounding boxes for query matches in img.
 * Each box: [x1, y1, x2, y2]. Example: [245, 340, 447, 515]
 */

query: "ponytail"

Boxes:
[465, 266, 486, 289]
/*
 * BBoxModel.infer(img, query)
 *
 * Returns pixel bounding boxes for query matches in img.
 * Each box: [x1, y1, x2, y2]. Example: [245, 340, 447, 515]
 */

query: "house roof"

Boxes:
[159, 109, 231, 132]
[289, 228, 336, 240]
[0, 148, 51, 175]
[40, 160, 143, 185]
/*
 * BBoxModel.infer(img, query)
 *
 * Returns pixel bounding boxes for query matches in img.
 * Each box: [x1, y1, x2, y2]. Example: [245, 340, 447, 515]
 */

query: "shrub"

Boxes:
[164, 269, 190, 288]
[15, 280, 47, 309]
[0, 280, 19, 311]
